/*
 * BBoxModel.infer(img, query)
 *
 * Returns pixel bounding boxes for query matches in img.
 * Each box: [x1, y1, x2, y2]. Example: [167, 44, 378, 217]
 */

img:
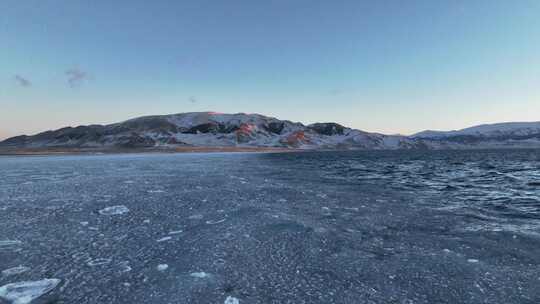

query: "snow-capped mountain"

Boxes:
[0, 112, 419, 150]
[2, 113, 540, 150]
[412, 122, 540, 148]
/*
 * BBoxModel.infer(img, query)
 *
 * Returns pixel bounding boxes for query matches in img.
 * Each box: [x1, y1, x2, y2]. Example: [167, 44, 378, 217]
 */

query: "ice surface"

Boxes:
[98, 205, 129, 215]
[1, 151, 540, 303]
[157, 264, 169, 271]
[1, 266, 30, 276]
[0, 279, 60, 304]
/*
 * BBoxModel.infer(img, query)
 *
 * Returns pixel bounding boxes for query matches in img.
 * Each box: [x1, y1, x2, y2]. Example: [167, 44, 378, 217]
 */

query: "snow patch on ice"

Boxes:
[99, 205, 129, 216]
[0, 278, 60, 304]
[157, 264, 169, 271]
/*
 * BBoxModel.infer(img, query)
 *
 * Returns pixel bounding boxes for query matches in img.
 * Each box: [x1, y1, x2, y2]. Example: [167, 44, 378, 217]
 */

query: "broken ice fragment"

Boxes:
[0, 240, 22, 247]
[147, 190, 165, 194]
[190, 272, 210, 279]
[1, 266, 30, 276]
[87, 258, 112, 267]
[206, 218, 226, 225]
[157, 264, 169, 271]
[156, 236, 172, 243]
[118, 261, 132, 273]
[0, 278, 60, 304]
[99, 205, 129, 216]
[224, 296, 240, 304]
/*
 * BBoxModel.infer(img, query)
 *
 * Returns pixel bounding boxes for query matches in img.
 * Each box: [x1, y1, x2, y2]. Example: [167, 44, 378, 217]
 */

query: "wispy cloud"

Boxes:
[65, 68, 90, 88]
[14, 75, 32, 87]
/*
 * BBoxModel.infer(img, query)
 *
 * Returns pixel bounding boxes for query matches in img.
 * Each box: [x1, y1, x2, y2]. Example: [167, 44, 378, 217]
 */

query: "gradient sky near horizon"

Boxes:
[1, 0, 540, 139]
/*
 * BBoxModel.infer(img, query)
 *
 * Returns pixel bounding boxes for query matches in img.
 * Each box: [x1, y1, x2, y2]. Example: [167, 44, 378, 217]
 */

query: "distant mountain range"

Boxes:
[1, 112, 540, 151]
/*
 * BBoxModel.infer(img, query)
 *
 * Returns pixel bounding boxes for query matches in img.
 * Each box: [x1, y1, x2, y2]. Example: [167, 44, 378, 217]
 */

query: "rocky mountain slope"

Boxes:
[1, 112, 539, 150]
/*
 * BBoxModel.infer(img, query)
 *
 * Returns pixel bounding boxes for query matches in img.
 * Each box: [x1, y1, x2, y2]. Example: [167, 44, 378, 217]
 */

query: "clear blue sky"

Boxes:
[1, 0, 539, 139]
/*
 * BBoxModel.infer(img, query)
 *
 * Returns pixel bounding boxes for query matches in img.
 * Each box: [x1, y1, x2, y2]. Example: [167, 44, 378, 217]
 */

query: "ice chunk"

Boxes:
[224, 296, 240, 304]
[156, 236, 172, 243]
[188, 214, 203, 220]
[0, 278, 60, 304]
[147, 190, 165, 193]
[168, 230, 183, 235]
[206, 219, 226, 225]
[467, 259, 479, 263]
[118, 261, 132, 273]
[99, 205, 129, 216]
[190, 272, 210, 279]
[87, 258, 112, 267]
[2, 266, 30, 276]
[157, 264, 169, 271]
[0, 240, 22, 247]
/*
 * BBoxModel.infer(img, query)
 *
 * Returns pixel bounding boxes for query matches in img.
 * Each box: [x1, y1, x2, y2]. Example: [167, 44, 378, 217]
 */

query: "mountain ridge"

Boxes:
[2, 112, 540, 151]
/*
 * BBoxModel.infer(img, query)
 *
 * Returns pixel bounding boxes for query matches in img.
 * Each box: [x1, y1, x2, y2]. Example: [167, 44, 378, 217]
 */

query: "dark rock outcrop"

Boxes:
[308, 123, 346, 136]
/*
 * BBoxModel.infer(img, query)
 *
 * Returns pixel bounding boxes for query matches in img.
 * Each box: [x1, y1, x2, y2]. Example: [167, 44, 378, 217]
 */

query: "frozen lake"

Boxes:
[1, 150, 539, 303]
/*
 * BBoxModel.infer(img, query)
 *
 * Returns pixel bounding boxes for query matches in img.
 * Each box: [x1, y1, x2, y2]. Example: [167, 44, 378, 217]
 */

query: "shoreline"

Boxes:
[0, 146, 302, 156]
